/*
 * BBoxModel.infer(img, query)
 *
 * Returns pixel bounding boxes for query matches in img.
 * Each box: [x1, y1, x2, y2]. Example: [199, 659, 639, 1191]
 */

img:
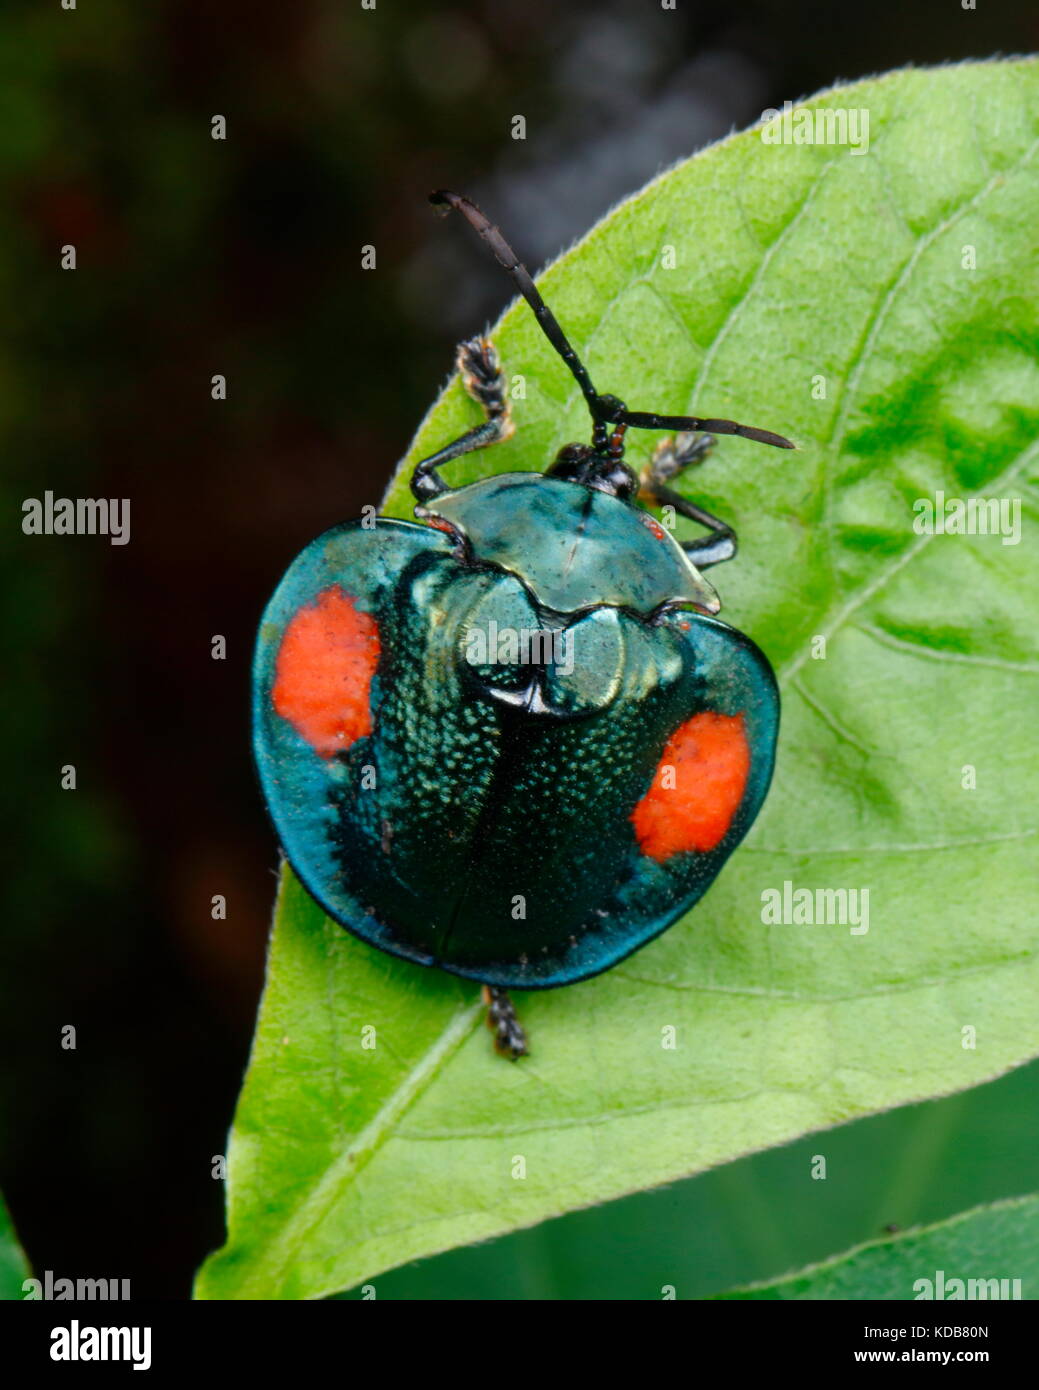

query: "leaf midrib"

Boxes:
[231, 997, 483, 1295]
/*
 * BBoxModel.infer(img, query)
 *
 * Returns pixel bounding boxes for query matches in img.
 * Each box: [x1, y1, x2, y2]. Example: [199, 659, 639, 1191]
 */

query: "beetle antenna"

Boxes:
[430, 190, 604, 425]
[430, 189, 795, 452]
[613, 409, 794, 450]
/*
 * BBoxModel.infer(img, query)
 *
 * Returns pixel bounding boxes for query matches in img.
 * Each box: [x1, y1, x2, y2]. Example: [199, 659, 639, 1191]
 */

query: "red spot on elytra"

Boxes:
[632, 712, 750, 861]
[272, 587, 380, 757]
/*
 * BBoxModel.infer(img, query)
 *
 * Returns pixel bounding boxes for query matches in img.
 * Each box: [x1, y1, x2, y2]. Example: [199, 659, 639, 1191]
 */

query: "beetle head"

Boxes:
[546, 444, 638, 501]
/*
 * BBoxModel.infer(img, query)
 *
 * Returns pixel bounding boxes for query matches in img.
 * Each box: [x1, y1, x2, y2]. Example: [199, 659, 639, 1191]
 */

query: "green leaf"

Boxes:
[0, 1191, 31, 1300]
[197, 60, 1039, 1300]
[716, 1194, 1039, 1299]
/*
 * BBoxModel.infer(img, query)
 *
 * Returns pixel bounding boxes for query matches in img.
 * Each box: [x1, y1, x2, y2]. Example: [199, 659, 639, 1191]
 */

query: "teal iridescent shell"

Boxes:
[425, 473, 722, 615]
[252, 474, 779, 989]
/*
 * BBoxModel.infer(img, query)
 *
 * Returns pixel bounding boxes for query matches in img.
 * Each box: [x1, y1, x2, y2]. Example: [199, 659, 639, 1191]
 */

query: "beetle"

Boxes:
[253, 190, 792, 1059]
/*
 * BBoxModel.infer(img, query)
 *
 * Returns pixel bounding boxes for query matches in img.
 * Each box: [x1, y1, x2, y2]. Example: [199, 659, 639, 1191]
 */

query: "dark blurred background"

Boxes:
[2, 0, 1036, 1300]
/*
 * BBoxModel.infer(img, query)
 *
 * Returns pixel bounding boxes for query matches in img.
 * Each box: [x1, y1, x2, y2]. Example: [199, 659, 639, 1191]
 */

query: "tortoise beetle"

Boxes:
[253, 191, 792, 1058]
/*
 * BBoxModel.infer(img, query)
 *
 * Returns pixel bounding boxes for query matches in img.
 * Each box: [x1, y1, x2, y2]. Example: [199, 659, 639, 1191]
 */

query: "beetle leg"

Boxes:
[679, 530, 737, 570]
[643, 429, 715, 485]
[641, 474, 737, 570]
[481, 985, 528, 1060]
[639, 434, 736, 569]
[411, 337, 515, 502]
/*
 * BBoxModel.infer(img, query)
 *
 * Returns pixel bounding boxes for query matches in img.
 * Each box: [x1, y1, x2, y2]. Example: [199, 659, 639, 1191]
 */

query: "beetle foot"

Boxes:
[640, 431, 716, 494]
[481, 985, 528, 1060]
[458, 338, 515, 439]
